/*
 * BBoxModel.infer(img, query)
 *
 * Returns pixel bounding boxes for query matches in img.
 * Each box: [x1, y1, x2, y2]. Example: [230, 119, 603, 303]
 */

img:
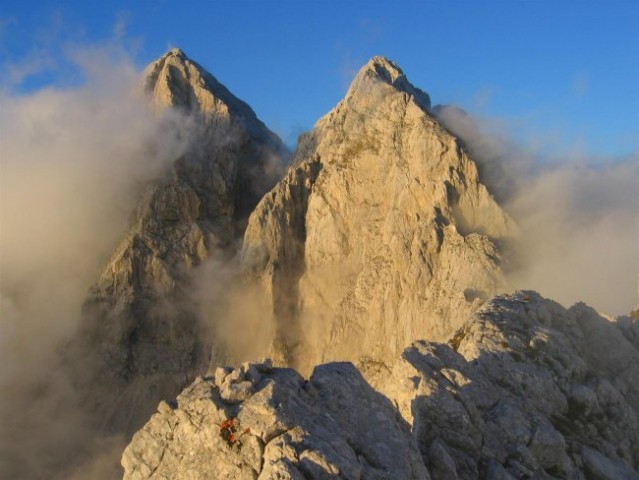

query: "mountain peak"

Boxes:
[166, 47, 186, 58]
[362, 55, 405, 84]
[348, 55, 431, 110]
[142, 48, 273, 139]
[151, 47, 189, 69]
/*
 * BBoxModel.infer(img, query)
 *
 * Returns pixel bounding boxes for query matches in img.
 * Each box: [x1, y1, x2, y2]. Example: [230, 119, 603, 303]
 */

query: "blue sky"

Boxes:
[1, 0, 638, 154]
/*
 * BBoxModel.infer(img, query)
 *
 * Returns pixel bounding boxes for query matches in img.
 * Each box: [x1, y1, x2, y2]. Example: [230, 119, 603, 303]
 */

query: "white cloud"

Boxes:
[435, 106, 639, 315]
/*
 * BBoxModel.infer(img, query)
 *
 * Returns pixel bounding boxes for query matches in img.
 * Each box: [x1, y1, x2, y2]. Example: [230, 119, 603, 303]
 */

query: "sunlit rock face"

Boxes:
[74, 48, 288, 432]
[241, 56, 516, 370]
[53, 52, 638, 480]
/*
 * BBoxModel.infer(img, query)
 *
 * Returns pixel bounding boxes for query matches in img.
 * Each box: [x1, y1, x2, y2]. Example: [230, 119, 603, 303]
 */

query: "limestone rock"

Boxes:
[368, 291, 639, 479]
[121, 291, 639, 479]
[74, 48, 288, 433]
[121, 360, 429, 479]
[241, 56, 517, 370]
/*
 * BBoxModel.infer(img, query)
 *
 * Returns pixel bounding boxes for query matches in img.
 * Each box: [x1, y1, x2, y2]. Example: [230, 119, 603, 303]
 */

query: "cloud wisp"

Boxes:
[434, 105, 639, 316]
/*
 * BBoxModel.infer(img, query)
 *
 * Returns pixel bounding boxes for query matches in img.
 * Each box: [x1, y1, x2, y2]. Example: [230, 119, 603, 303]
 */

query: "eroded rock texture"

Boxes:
[75, 48, 288, 432]
[121, 360, 429, 480]
[122, 292, 639, 480]
[368, 291, 639, 479]
[241, 56, 517, 370]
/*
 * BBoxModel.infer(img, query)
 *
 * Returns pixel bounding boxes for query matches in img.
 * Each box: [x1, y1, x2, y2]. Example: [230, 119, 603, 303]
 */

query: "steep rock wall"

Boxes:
[242, 56, 516, 369]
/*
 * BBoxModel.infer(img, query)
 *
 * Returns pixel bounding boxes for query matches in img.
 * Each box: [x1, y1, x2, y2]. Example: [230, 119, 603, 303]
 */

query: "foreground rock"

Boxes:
[241, 56, 516, 369]
[123, 292, 639, 479]
[122, 360, 429, 479]
[368, 291, 639, 479]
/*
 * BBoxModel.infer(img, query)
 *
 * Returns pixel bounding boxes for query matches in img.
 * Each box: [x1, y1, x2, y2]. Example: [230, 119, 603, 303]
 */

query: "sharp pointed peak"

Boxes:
[140, 48, 287, 153]
[362, 56, 405, 83]
[142, 48, 195, 85]
[167, 47, 186, 56]
[152, 47, 191, 66]
[347, 55, 431, 110]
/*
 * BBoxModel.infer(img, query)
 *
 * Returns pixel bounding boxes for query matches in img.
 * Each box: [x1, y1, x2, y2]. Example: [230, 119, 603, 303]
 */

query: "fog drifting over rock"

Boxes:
[434, 105, 639, 316]
[0, 47, 196, 479]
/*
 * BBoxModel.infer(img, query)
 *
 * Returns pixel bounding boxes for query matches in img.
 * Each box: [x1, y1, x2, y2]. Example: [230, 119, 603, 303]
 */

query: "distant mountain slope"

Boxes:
[74, 48, 289, 432]
[241, 56, 517, 370]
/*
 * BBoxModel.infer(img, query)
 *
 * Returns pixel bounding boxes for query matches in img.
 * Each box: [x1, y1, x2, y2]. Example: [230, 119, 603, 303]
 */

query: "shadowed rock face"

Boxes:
[74, 48, 289, 433]
[241, 56, 517, 370]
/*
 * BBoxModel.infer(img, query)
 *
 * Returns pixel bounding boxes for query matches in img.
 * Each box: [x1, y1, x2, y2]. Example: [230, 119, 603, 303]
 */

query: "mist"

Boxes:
[194, 254, 276, 366]
[434, 105, 639, 316]
[506, 159, 639, 316]
[0, 47, 194, 479]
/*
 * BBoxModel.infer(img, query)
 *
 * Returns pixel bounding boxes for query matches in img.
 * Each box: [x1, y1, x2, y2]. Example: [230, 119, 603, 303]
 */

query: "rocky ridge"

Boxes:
[123, 292, 639, 479]
[122, 360, 428, 479]
[75, 48, 288, 432]
[368, 291, 639, 479]
[241, 56, 517, 369]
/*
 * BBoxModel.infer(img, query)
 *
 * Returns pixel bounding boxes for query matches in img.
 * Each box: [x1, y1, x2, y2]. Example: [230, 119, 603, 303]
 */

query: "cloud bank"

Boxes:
[0, 46, 194, 479]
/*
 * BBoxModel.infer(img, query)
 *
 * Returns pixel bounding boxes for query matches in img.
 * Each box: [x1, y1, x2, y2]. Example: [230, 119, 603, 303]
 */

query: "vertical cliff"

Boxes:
[241, 56, 516, 369]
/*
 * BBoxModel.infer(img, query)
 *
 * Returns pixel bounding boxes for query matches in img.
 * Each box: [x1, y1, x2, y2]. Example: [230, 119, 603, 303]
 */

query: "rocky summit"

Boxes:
[73, 48, 288, 433]
[56, 51, 638, 479]
[241, 56, 516, 369]
[122, 292, 639, 479]
[368, 291, 639, 479]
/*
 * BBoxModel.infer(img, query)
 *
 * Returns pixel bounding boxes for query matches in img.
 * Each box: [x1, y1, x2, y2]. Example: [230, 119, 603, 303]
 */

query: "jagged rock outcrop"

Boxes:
[75, 48, 288, 431]
[122, 292, 639, 479]
[367, 291, 639, 479]
[121, 360, 429, 479]
[241, 56, 517, 369]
